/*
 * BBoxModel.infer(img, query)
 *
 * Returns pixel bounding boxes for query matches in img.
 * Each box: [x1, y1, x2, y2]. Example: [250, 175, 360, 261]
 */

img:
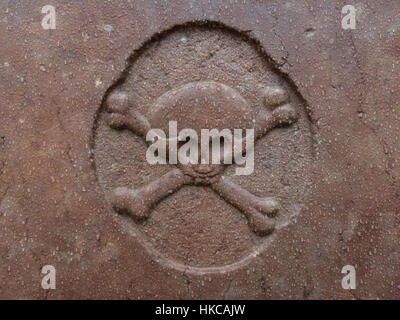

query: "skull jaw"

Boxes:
[179, 163, 225, 185]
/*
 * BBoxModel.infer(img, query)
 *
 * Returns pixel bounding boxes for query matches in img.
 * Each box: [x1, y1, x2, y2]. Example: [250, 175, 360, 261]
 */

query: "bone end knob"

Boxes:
[272, 104, 298, 125]
[106, 91, 130, 114]
[255, 197, 280, 217]
[109, 187, 150, 222]
[249, 212, 276, 236]
[263, 87, 289, 110]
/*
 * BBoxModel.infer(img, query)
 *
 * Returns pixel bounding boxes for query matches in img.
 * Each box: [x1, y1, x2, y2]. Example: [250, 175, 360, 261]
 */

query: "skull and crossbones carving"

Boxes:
[105, 81, 298, 236]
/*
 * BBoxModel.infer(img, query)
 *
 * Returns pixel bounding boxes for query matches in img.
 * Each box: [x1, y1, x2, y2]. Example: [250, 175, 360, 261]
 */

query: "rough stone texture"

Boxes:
[0, 0, 399, 299]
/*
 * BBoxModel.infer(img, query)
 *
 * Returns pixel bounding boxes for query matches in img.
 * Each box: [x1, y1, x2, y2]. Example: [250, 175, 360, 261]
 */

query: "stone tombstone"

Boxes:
[0, 1, 399, 299]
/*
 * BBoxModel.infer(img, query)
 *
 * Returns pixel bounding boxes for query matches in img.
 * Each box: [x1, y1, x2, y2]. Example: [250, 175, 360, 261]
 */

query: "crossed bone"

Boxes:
[105, 85, 298, 236]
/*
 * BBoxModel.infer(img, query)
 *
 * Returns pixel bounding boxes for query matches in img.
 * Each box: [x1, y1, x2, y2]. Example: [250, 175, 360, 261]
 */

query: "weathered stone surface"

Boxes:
[0, 0, 399, 299]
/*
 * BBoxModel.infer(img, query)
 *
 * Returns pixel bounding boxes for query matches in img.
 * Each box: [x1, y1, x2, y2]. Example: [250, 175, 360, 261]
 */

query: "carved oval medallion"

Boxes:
[92, 23, 315, 274]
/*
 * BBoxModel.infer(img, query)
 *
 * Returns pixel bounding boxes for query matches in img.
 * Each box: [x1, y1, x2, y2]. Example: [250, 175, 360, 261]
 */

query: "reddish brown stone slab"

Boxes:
[0, 0, 399, 299]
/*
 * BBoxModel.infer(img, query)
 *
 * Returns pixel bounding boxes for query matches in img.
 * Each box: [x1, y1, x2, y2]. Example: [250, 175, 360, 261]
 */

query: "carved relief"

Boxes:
[93, 23, 314, 274]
